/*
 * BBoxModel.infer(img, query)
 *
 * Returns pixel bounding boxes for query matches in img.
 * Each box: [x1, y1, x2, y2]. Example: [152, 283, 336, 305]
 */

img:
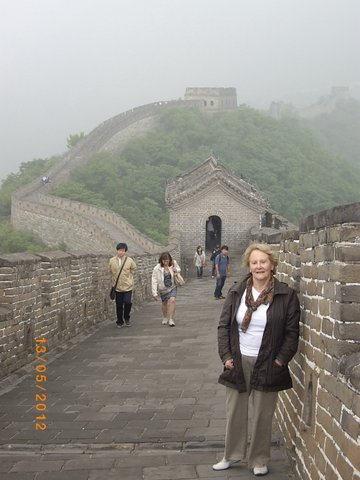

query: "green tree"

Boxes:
[0, 156, 58, 252]
[46, 106, 360, 242]
[67, 132, 85, 149]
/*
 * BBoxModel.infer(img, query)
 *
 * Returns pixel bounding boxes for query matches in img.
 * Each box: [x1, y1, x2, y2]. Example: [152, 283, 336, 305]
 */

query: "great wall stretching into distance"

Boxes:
[1, 88, 360, 480]
[11, 99, 199, 255]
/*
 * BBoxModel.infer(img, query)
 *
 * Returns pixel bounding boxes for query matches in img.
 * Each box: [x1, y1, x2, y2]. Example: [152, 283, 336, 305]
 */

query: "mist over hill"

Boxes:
[50, 106, 360, 243]
[301, 99, 360, 170]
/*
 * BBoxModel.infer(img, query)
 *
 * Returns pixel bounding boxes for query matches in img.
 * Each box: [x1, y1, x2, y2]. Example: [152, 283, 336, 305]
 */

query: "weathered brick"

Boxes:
[316, 405, 334, 434]
[335, 381, 357, 410]
[321, 317, 335, 337]
[341, 409, 360, 439]
[335, 322, 360, 341]
[329, 264, 360, 283]
[338, 225, 360, 243]
[338, 304, 360, 323]
[324, 461, 340, 480]
[317, 388, 341, 420]
[313, 445, 327, 474]
[335, 245, 360, 262]
[338, 285, 360, 303]
[336, 451, 355, 480]
[336, 428, 360, 472]
[314, 245, 335, 263]
[319, 299, 330, 317]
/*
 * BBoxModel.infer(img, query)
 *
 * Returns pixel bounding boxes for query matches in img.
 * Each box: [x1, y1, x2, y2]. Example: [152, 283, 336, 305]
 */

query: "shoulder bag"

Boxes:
[110, 257, 128, 300]
[173, 271, 185, 287]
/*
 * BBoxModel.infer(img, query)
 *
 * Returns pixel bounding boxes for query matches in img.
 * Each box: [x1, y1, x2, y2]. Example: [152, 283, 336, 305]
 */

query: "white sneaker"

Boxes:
[212, 459, 240, 471]
[253, 465, 268, 476]
[168, 319, 175, 327]
[161, 318, 168, 325]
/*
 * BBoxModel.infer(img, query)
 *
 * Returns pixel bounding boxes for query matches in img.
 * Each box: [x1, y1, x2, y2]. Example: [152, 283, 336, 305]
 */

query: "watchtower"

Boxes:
[184, 87, 237, 112]
[166, 156, 270, 258]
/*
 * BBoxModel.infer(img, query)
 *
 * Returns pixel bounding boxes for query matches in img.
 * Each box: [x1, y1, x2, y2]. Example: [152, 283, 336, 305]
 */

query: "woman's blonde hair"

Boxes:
[242, 243, 277, 274]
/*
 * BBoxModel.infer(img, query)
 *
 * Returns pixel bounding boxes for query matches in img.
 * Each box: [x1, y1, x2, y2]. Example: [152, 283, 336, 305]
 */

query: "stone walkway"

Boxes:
[0, 268, 295, 479]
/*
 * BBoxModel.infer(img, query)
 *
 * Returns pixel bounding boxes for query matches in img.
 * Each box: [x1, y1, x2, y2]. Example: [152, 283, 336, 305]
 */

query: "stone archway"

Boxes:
[205, 215, 221, 251]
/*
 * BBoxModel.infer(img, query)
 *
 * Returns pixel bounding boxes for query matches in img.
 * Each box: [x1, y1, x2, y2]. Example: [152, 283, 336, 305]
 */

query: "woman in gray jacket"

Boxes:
[213, 243, 300, 476]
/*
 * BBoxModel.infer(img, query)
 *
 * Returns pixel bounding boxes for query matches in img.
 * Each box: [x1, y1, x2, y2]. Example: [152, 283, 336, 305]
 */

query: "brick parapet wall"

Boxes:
[255, 203, 360, 480]
[12, 194, 166, 254]
[0, 237, 181, 380]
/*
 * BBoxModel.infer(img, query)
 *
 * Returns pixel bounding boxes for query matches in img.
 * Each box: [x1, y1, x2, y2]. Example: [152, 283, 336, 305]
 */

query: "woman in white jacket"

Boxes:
[152, 251, 180, 327]
[193, 245, 206, 278]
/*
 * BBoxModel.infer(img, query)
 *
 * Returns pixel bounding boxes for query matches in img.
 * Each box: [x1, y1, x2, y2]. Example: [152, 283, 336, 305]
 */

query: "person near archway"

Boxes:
[193, 246, 206, 278]
[210, 245, 221, 278]
[214, 245, 230, 299]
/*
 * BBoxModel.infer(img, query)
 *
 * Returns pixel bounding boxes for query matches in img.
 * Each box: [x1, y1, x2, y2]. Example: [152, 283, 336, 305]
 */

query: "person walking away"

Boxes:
[213, 243, 300, 476]
[109, 242, 136, 328]
[152, 252, 181, 327]
[210, 245, 221, 278]
[193, 245, 206, 278]
[214, 245, 230, 299]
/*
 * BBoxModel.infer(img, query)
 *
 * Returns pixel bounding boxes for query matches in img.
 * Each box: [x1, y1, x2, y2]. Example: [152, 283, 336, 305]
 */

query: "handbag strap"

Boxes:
[113, 257, 128, 289]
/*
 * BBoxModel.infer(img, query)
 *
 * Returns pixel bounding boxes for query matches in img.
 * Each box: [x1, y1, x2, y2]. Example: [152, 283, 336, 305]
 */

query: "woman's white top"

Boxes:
[194, 252, 205, 267]
[237, 287, 269, 356]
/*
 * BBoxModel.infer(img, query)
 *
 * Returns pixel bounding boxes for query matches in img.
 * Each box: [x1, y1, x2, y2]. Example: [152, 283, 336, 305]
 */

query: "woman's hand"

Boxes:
[153, 295, 160, 301]
[224, 359, 234, 369]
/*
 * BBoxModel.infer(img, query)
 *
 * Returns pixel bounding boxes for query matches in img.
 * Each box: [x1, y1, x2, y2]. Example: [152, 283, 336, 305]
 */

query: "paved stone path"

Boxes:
[0, 268, 295, 479]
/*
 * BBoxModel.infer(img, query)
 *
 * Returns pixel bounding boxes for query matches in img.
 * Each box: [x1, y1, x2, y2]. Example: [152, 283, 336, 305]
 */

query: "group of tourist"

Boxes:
[192, 244, 231, 299]
[108, 243, 233, 328]
[109, 244, 181, 328]
[108, 241, 300, 477]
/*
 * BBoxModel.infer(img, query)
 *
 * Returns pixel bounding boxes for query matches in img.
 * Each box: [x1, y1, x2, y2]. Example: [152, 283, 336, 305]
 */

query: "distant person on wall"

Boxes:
[193, 245, 206, 278]
[210, 245, 221, 278]
[213, 243, 300, 476]
[207, 218, 215, 239]
[109, 242, 137, 328]
[214, 245, 230, 299]
[152, 252, 181, 327]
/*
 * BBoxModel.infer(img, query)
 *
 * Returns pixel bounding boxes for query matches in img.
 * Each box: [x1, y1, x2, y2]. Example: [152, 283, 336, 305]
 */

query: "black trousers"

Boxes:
[115, 290, 132, 325]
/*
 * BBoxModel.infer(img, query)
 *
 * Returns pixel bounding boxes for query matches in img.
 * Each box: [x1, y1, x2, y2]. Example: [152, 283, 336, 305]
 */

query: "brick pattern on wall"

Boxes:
[0, 245, 181, 380]
[170, 187, 262, 258]
[1, 201, 360, 479]
[256, 203, 360, 480]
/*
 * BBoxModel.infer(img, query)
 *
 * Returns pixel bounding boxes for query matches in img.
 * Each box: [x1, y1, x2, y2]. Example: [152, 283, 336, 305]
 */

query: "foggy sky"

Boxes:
[1, 0, 359, 181]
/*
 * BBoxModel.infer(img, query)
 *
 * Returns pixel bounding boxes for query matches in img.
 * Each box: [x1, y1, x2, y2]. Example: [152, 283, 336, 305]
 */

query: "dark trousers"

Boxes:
[214, 276, 226, 298]
[115, 290, 132, 325]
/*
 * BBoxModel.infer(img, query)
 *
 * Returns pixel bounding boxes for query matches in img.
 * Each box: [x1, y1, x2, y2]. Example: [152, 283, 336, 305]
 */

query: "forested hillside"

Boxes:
[302, 99, 360, 170]
[0, 157, 58, 253]
[51, 106, 360, 243]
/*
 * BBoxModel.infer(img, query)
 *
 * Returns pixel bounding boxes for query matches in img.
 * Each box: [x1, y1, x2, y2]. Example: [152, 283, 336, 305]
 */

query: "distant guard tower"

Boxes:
[184, 87, 237, 112]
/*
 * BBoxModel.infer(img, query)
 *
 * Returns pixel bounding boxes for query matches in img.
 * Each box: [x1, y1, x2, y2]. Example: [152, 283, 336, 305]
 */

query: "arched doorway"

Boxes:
[205, 216, 221, 251]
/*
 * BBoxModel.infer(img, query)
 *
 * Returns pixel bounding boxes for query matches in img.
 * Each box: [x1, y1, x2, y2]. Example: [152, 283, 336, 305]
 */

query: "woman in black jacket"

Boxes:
[213, 243, 300, 476]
